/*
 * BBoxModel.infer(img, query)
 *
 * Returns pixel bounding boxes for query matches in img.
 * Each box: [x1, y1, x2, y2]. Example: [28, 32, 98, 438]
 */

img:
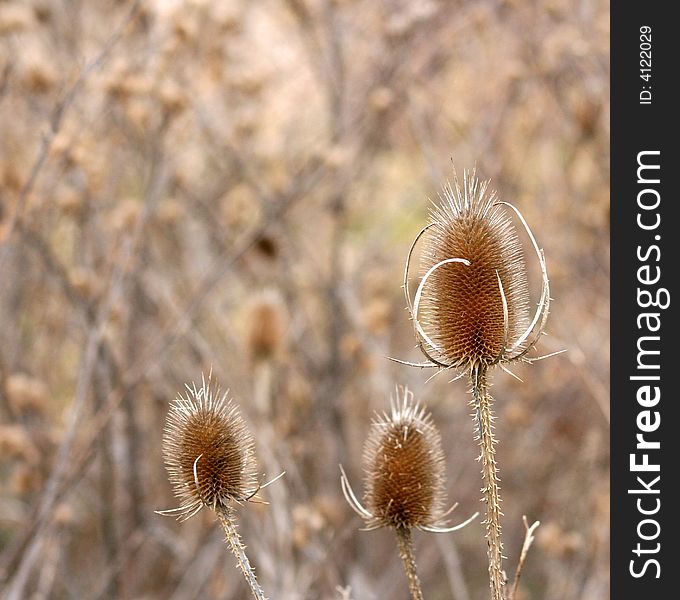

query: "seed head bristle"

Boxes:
[362, 387, 447, 530]
[161, 375, 258, 520]
[416, 170, 531, 368]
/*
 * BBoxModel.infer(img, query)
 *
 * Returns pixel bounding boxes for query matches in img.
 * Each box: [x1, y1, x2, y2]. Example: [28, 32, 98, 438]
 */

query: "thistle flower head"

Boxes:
[245, 289, 285, 363]
[404, 169, 550, 373]
[341, 386, 478, 533]
[363, 388, 447, 530]
[159, 375, 258, 521]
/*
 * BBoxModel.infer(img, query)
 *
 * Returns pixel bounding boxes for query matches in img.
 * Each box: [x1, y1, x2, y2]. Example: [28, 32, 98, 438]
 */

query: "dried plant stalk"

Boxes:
[472, 365, 505, 599]
[158, 374, 277, 600]
[402, 169, 553, 600]
[509, 516, 541, 600]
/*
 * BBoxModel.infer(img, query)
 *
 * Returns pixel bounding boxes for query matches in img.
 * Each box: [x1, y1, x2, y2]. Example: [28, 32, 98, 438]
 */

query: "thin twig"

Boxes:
[509, 516, 540, 600]
[435, 533, 472, 600]
[1, 102, 163, 600]
[0, 0, 141, 278]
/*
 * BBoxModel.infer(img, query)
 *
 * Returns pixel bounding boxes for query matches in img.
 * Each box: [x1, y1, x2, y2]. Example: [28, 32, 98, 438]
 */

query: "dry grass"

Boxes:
[0, 1, 608, 599]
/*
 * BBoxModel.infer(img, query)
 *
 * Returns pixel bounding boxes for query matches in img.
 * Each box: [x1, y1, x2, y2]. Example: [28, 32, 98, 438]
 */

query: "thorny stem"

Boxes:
[216, 506, 268, 600]
[394, 526, 424, 600]
[471, 364, 506, 600]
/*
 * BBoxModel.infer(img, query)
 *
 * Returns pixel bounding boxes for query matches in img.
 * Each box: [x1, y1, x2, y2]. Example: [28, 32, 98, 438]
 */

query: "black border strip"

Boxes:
[611, 4, 676, 597]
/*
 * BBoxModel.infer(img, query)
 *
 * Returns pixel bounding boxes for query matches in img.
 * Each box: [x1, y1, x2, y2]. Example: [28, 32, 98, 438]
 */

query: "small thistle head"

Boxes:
[362, 388, 447, 530]
[245, 290, 285, 363]
[405, 169, 550, 372]
[160, 375, 258, 520]
[340, 387, 479, 534]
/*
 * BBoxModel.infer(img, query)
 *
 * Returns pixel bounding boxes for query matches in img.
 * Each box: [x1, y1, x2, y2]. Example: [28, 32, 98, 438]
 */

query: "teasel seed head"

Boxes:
[341, 386, 478, 534]
[245, 289, 286, 363]
[403, 168, 551, 374]
[159, 374, 259, 521]
[364, 388, 446, 530]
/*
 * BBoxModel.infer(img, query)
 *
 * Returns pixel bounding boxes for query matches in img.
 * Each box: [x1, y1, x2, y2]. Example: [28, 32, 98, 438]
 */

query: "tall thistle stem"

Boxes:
[394, 526, 424, 600]
[216, 506, 268, 600]
[471, 364, 505, 600]
[401, 170, 551, 600]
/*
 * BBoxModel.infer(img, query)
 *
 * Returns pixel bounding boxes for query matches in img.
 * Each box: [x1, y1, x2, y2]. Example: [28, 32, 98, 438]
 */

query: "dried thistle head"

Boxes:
[159, 375, 281, 600]
[245, 289, 285, 363]
[7, 373, 49, 418]
[363, 388, 447, 530]
[403, 169, 551, 375]
[341, 387, 477, 533]
[159, 375, 258, 521]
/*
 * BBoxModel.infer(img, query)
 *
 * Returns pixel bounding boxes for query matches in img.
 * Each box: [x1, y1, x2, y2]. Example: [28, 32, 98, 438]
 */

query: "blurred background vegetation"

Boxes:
[0, 0, 608, 598]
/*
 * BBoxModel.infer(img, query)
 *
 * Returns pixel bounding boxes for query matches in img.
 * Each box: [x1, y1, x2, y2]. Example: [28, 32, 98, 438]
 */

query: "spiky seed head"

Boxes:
[161, 376, 258, 520]
[363, 387, 447, 530]
[416, 170, 530, 368]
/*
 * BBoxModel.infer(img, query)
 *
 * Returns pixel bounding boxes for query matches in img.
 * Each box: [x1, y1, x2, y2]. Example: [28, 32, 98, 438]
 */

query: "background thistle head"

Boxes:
[160, 374, 258, 520]
[245, 289, 286, 364]
[405, 169, 550, 372]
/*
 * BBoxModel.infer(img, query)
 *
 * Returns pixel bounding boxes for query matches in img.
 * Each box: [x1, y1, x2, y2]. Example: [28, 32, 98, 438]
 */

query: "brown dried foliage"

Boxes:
[0, 0, 609, 596]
